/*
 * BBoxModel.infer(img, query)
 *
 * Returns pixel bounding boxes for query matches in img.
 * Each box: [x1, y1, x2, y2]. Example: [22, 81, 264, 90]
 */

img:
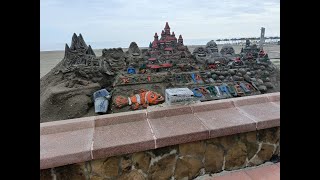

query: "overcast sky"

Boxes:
[40, 0, 280, 51]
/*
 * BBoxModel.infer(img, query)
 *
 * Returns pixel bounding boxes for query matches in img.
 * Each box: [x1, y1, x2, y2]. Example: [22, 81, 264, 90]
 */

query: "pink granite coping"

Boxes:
[190, 98, 235, 113]
[40, 92, 280, 170]
[147, 104, 193, 119]
[148, 113, 209, 148]
[40, 116, 95, 135]
[235, 102, 280, 130]
[194, 107, 256, 138]
[94, 109, 147, 127]
[40, 128, 94, 169]
[92, 120, 155, 159]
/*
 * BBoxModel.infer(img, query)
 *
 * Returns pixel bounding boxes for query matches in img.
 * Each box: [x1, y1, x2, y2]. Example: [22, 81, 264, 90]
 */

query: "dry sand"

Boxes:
[40, 44, 280, 78]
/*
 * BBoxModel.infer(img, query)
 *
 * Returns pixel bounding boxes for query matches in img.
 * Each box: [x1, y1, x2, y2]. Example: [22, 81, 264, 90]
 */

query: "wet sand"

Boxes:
[40, 44, 280, 78]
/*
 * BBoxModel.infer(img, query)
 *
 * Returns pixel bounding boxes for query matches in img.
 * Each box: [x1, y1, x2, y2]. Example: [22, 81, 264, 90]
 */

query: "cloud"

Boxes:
[40, 0, 280, 50]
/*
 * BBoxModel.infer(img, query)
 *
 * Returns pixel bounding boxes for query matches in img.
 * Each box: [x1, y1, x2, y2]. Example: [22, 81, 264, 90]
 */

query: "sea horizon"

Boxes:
[40, 38, 279, 52]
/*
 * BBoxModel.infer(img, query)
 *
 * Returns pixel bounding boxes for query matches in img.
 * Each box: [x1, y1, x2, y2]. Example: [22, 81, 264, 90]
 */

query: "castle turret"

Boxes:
[178, 35, 184, 46]
[154, 32, 159, 41]
[172, 31, 177, 42]
[161, 30, 165, 39]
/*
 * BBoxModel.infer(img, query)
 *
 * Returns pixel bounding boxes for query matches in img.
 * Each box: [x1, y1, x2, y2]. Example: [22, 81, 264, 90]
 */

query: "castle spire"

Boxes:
[178, 35, 184, 46]
[154, 32, 159, 41]
[164, 22, 170, 35]
[165, 22, 170, 29]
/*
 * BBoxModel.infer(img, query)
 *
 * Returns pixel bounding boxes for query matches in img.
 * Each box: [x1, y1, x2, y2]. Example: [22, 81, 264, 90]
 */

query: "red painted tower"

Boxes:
[164, 22, 170, 35]
[150, 22, 186, 52]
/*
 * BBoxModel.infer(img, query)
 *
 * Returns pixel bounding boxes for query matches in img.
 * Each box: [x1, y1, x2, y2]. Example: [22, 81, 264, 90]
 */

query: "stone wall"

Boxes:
[40, 127, 279, 180]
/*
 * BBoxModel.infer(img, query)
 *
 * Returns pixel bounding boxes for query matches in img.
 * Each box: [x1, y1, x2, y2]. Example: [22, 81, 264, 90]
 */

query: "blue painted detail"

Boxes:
[127, 67, 136, 74]
[192, 88, 203, 97]
[191, 73, 197, 83]
[93, 89, 111, 114]
[220, 84, 232, 97]
[240, 83, 250, 93]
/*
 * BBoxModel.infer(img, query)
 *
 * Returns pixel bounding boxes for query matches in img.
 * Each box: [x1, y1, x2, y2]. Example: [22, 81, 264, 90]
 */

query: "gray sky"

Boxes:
[40, 0, 280, 51]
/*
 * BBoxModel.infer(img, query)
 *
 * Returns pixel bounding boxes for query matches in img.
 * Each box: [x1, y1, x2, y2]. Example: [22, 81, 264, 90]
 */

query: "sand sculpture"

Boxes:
[40, 22, 280, 122]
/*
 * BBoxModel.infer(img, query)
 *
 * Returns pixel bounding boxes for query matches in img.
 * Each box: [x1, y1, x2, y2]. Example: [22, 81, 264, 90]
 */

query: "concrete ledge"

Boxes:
[40, 92, 280, 169]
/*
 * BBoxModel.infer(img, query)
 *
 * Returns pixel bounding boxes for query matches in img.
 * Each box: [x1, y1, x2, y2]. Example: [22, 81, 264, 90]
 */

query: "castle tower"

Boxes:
[154, 32, 159, 41]
[178, 35, 184, 46]
[161, 30, 165, 39]
[164, 22, 170, 35]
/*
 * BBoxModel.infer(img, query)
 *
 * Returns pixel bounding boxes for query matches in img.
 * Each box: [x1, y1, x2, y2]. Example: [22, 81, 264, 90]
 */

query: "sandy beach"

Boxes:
[40, 44, 280, 78]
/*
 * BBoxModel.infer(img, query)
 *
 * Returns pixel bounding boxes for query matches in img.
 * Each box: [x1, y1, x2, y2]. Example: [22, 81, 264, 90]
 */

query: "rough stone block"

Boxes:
[118, 170, 145, 180]
[132, 152, 151, 173]
[258, 127, 280, 144]
[121, 155, 133, 173]
[54, 163, 87, 180]
[179, 141, 205, 158]
[149, 154, 176, 180]
[249, 144, 275, 166]
[174, 157, 202, 179]
[204, 144, 224, 173]
[90, 157, 120, 178]
[225, 142, 247, 170]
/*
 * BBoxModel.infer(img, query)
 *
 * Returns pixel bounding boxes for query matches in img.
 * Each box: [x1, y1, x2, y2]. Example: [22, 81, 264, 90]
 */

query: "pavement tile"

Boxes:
[245, 164, 280, 180]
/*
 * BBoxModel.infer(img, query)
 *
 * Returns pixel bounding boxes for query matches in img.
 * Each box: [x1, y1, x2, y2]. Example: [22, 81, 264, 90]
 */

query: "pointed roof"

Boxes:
[86, 45, 96, 57]
[78, 33, 88, 49]
[165, 22, 170, 29]
[172, 31, 175, 36]
[64, 43, 70, 58]
[154, 32, 158, 37]
[65, 43, 70, 51]
[161, 30, 165, 34]
[178, 35, 183, 39]
[70, 33, 78, 50]
[72, 33, 77, 39]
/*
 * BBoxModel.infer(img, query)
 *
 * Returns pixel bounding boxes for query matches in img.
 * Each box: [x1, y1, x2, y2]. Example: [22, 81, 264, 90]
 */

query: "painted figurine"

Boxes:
[114, 89, 164, 110]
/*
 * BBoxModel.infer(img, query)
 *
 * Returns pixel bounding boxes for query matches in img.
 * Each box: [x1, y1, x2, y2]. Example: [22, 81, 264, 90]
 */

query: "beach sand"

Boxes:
[40, 44, 280, 78]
